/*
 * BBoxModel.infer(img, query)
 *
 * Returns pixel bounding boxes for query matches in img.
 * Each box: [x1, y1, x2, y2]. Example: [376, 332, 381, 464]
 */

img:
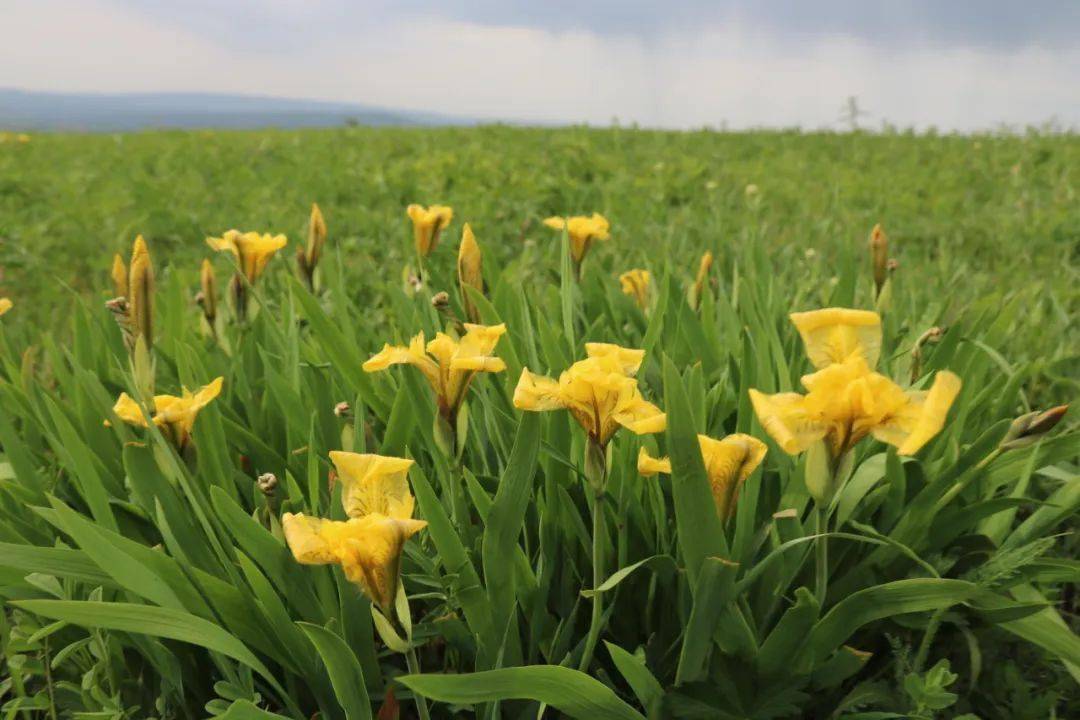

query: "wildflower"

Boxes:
[284, 450, 425, 612]
[638, 433, 766, 519]
[869, 224, 888, 298]
[543, 213, 610, 266]
[297, 203, 327, 289]
[690, 251, 713, 310]
[108, 377, 224, 450]
[619, 269, 651, 310]
[406, 204, 453, 258]
[458, 223, 483, 322]
[513, 343, 665, 450]
[282, 512, 426, 611]
[111, 254, 128, 298]
[206, 230, 288, 286]
[0, 298, 11, 316]
[364, 323, 506, 423]
[128, 235, 154, 351]
[749, 308, 961, 459]
[329, 451, 416, 520]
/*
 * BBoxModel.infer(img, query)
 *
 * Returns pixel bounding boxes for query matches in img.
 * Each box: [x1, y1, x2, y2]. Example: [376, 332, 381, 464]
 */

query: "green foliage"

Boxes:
[0, 126, 1077, 719]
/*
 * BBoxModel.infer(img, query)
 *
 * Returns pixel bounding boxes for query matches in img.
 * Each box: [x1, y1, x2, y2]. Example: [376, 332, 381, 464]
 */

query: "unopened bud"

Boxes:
[257, 472, 279, 495]
[869, 223, 888, 297]
[431, 291, 451, 310]
[200, 258, 217, 324]
[128, 235, 154, 351]
[306, 202, 327, 271]
[111, 254, 128, 298]
[690, 251, 713, 310]
[1001, 405, 1068, 450]
[457, 223, 483, 322]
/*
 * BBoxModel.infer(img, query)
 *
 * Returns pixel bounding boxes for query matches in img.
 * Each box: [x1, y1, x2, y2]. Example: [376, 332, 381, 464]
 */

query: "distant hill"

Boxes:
[0, 89, 473, 131]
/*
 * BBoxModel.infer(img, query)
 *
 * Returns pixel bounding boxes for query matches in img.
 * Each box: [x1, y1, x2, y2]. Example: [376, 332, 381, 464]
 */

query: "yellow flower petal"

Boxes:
[0, 298, 11, 316]
[611, 391, 667, 437]
[619, 269, 651, 309]
[281, 513, 342, 564]
[748, 389, 828, 455]
[283, 512, 426, 610]
[790, 308, 882, 369]
[873, 371, 962, 455]
[700, 433, 768, 518]
[110, 393, 151, 427]
[513, 368, 564, 412]
[585, 343, 644, 376]
[637, 447, 672, 476]
[329, 451, 416, 520]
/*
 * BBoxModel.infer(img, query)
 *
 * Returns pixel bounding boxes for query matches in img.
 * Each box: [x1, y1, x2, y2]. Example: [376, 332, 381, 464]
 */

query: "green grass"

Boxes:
[0, 126, 1077, 719]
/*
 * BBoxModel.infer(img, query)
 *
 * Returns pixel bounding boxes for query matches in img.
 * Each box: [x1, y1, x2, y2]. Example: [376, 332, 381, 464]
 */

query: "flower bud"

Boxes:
[1001, 405, 1069, 450]
[199, 258, 217, 325]
[334, 401, 352, 418]
[457, 223, 483, 322]
[431, 291, 451, 310]
[257, 472, 279, 496]
[869, 224, 888, 297]
[128, 235, 154, 351]
[690, 251, 713, 310]
[111, 254, 128, 298]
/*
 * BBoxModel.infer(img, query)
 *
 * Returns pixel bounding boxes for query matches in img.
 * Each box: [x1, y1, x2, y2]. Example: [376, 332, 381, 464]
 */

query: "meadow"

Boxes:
[0, 126, 1077, 719]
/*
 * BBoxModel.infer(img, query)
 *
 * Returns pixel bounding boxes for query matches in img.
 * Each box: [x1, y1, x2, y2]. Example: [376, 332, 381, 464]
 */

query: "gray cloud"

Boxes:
[4, 0, 1079, 131]
[113, 0, 1080, 51]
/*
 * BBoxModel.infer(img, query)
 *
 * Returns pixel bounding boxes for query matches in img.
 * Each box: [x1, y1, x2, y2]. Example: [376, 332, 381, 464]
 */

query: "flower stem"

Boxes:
[578, 488, 606, 673]
[815, 504, 828, 607]
[405, 647, 431, 720]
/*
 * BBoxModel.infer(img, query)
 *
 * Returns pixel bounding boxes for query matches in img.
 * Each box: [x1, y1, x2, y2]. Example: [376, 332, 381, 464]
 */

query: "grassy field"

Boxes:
[0, 126, 1077, 719]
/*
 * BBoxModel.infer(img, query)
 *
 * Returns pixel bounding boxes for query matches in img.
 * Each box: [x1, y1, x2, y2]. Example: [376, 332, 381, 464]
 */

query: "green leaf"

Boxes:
[605, 642, 663, 715]
[482, 412, 541, 634]
[298, 622, 373, 720]
[215, 699, 294, 720]
[400, 665, 645, 720]
[662, 356, 727, 585]
[10, 599, 286, 699]
[581, 554, 677, 598]
[808, 579, 977, 663]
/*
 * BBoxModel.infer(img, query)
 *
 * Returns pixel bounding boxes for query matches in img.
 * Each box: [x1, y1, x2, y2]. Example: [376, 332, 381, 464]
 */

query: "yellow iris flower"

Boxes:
[206, 230, 288, 284]
[619, 269, 651, 309]
[364, 323, 506, 419]
[749, 308, 961, 457]
[0, 298, 11, 316]
[406, 204, 454, 257]
[543, 213, 610, 264]
[284, 450, 426, 611]
[513, 343, 666, 447]
[638, 433, 767, 519]
[282, 513, 427, 611]
[109, 377, 224, 449]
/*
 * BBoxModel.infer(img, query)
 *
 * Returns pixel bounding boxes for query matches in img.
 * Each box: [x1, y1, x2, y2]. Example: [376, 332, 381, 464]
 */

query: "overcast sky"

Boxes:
[3, 0, 1079, 130]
